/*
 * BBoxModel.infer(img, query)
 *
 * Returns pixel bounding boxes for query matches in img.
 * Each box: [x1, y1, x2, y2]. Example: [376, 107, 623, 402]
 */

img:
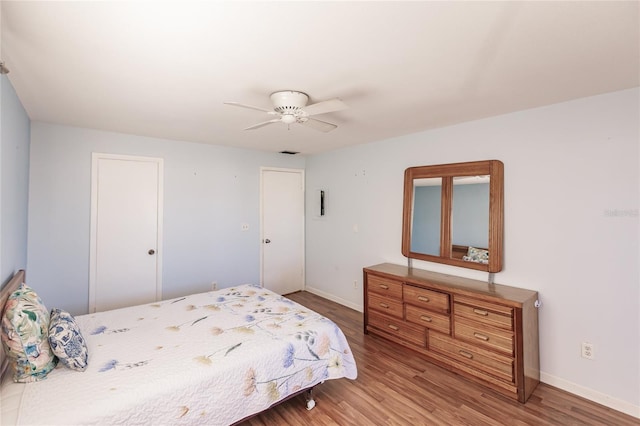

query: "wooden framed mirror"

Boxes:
[401, 160, 504, 272]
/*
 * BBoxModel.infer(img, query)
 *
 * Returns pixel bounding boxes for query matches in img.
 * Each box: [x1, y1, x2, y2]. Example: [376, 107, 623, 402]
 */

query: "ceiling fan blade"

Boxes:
[244, 118, 281, 130]
[303, 98, 347, 116]
[301, 118, 337, 132]
[224, 102, 274, 114]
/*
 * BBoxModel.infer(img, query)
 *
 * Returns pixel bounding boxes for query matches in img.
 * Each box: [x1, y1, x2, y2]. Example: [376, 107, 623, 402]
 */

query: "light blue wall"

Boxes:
[0, 75, 30, 286]
[305, 88, 639, 413]
[27, 123, 305, 314]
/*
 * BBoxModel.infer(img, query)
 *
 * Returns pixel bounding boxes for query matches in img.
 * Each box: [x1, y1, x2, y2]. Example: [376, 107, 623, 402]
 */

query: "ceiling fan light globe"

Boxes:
[281, 114, 296, 124]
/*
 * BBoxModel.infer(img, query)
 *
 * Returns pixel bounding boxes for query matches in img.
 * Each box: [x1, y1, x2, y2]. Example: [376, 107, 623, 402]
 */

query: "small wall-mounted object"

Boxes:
[314, 189, 326, 217]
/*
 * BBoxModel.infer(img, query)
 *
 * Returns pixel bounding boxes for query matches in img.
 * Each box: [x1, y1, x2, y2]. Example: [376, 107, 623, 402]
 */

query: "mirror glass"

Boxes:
[410, 178, 442, 256]
[451, 176, 490, 261]
[402, 160, 503, 272]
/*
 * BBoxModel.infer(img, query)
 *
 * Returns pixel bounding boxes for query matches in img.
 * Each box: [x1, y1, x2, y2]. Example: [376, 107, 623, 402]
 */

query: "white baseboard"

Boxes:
[540, 371, 639, 419]
[303, 285, 363, 313]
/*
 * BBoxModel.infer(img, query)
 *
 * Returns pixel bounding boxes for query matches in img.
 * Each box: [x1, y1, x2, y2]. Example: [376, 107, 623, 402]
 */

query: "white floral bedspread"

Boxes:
[8, 285, 357, 425]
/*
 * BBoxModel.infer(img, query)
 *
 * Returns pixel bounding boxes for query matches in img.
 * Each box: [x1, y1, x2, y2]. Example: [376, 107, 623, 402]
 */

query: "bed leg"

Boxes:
[305, 388, 316, 410]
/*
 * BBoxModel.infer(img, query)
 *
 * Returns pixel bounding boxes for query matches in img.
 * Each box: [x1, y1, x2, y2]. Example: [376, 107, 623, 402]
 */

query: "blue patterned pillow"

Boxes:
[463, 246, 489, 264]
[48, 308, 88, 371]
[1, 284, 58, 382]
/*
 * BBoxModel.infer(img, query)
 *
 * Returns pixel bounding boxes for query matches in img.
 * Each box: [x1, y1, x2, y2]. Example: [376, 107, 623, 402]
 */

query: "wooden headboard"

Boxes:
[0, 270, 25, 381]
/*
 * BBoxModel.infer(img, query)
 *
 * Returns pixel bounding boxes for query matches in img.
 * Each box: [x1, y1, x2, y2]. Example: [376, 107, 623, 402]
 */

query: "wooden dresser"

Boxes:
[364, 263, 539, 403]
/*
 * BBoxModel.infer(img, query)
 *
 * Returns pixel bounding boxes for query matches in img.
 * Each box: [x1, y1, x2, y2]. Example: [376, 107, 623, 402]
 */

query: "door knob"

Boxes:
[264, 239, 271, 244]
[148, 249, 155, 255]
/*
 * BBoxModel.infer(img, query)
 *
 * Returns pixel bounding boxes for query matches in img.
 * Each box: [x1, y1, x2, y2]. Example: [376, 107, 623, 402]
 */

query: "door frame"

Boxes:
[259, 167, 305, 291]
[89, 153, 164, 313]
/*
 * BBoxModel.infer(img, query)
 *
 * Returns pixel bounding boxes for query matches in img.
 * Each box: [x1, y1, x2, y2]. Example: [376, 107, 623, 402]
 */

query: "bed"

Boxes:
[0, 270, 357, 425]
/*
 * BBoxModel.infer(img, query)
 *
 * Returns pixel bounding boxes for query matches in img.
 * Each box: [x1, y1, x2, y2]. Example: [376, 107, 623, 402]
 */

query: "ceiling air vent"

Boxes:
[279, 150, 299, 155]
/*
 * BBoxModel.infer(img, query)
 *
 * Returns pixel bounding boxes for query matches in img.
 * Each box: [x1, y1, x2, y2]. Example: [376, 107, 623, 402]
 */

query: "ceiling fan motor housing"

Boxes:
[270, 91, 309, 115]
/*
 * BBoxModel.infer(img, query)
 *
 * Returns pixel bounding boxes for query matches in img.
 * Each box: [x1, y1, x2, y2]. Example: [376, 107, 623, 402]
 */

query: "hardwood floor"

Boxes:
[240, 291, 639, 426]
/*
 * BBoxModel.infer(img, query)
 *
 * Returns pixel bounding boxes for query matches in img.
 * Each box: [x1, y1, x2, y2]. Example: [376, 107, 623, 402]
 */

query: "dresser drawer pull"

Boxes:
[379, 284, 389, 290]
[420, 315, 432, 322]
[473, 308, 489, 316]
[417, 296, 430, 302]
[473, 332, 490, 341]
[379, 303, 390, 309]
[458, 350, 474, 359]
[388, 324, 399, 331]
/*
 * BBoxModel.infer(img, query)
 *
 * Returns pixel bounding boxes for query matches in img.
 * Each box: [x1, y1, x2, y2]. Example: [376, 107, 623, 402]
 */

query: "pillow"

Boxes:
[1, 284, 57, 382]
[48, 308, 88, 371]
[463, 246, 490, 264]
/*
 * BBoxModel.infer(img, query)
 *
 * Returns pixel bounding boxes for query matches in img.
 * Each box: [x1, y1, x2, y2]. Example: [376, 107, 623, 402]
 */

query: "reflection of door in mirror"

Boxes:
[411, 178, 441, 256]
[452, 176, 489, 261]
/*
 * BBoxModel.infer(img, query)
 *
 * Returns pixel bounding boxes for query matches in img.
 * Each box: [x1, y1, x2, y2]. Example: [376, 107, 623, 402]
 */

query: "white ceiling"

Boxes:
[2, 1, 638, 155]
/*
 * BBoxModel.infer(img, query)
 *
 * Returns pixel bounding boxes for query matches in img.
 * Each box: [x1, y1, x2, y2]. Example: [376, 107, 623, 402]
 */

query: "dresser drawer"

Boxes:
[454, 318, 514, 356]
[403, 284, 450, 313]
[429, 332, 514, 383]
[454, 296, 513, 331]
[368, 293, 403, 319]
[405, 304, 450, 335]
[368, 311, 426, 347]
[367, 274, 403, 300]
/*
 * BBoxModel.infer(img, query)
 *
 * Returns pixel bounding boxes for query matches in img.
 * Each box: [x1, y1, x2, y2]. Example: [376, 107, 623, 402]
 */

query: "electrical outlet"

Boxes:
[241, 223, 249, 231]
[211, 282, 217, 291]
[581, 342, 594, 360]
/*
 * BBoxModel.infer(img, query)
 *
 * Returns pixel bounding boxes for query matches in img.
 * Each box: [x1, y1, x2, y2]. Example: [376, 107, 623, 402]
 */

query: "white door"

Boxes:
[261, 168, 304, 295]
[89, 154, 163, 312]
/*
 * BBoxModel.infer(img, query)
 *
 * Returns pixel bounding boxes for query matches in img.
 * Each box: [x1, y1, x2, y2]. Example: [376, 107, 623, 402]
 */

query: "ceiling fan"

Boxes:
[224, 90, 347, 132]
